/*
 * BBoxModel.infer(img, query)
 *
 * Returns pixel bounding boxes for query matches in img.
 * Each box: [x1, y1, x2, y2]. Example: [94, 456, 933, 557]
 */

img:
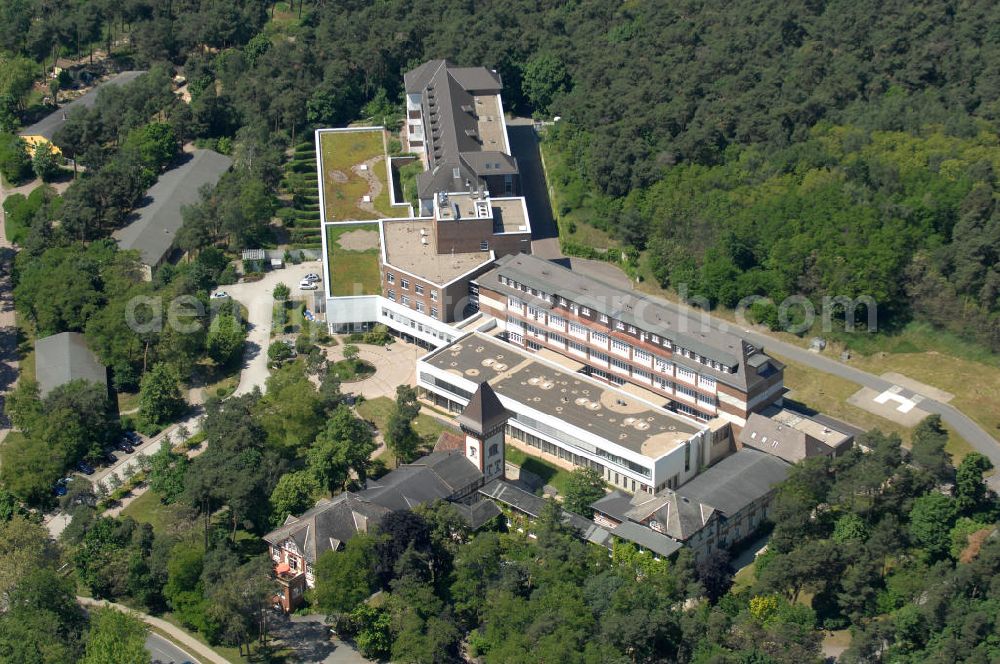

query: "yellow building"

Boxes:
[18, 70, 146, 156]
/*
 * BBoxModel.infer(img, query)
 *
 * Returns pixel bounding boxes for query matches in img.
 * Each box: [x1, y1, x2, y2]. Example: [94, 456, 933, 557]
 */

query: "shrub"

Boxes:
[32, 142, 62, 182]
[0, 133, 32, 184]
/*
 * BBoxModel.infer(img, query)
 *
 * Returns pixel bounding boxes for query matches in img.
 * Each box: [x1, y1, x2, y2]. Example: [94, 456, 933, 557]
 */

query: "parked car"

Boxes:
[103, 451, 118, 465]
[117, 437, 135, 454]
[52, 479, 68, 496]
[304, 273, 321, 282]
[124, 430, 142, 445]
[298, 280, 318, 290]
[76, 460, 95, 475]
[211, 291, 230, 299]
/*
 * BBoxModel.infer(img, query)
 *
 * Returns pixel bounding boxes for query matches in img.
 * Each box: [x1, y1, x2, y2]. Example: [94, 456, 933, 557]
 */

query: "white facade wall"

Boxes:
[417, 357, 705, 491]
[325, 295, 460, 348]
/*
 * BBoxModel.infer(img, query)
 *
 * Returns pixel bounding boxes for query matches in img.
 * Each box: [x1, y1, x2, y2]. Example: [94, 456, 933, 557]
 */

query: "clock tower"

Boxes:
[456, 381, 510, 484]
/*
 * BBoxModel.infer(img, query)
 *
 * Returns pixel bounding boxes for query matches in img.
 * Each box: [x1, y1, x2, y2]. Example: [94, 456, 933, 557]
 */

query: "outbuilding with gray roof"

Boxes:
[113, 149, 232, 274]
[34, 332, 108, 398]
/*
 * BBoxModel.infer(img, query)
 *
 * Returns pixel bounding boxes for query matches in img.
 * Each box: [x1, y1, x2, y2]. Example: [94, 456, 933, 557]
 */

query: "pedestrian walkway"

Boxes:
[326, 338, 420, 400]
[77, 596, 227, 664]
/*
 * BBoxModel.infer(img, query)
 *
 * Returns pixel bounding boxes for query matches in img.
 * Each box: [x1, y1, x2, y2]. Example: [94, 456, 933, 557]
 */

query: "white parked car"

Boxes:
[299, 280, 318, 290]
[211, 291, 230, 299]
[303, 273, 321, 282]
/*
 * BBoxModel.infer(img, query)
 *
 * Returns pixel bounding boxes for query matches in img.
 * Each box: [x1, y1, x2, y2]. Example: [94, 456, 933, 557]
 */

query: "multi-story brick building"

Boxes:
[475, 253, 786, 427]
[403, 59, 520, 214]
[378, 193, 531, 325]
[321, 60, 530, 340]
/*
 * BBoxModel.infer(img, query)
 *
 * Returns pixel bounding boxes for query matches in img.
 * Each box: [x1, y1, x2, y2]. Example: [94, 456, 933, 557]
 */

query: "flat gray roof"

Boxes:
[611, 520, 683, 558]
[113, 149, 232, 267]
[20, 71, 147, 141]
[34, 332, 107, 397]
[382, 219, 491, 285]
[426, 334, 701, 459]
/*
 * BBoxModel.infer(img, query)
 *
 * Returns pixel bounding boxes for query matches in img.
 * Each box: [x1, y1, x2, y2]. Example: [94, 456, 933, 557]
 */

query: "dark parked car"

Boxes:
[124, 431, 142, 445]
[117, 438, 135, 454]
[76, 460, 95, 475]
[52, 481, 67, 496]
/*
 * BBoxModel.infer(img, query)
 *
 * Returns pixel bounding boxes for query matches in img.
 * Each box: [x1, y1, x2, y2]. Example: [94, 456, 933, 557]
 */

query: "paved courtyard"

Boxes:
[325, 338, 421, 399]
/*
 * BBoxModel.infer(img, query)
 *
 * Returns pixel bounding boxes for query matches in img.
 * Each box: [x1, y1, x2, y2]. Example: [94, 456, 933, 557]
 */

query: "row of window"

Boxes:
[502, 285, 738, 374]
[509, 314, 718, 392]
[508, 322, 718, 415]
[386, 272, 439, 300]
[386, 290, 439, 318]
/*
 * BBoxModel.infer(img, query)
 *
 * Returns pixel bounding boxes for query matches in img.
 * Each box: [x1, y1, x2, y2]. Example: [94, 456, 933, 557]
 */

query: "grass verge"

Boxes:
[504, 444, 574, 495]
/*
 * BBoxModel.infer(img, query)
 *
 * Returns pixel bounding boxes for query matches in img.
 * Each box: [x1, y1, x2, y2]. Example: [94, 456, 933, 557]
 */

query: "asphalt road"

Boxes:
[505, 118, 1000, 476]
[649, 297, 1000, 471]
[148, 632, 199, 664]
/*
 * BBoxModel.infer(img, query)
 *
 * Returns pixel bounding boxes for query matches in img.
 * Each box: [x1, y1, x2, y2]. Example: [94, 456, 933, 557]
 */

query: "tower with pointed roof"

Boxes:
[455, 381, 510, 483]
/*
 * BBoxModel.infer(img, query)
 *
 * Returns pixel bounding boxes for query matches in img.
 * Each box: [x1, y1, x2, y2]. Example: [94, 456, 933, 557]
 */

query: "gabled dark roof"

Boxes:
[478, 479, 611, 546]
[592, 489, 715, 541]
[406, 59, 511, 200]
[359, 450, 483, 509]
[264, 448, 486, 563]
[676, 449, 790, 517]
[456, 381, 509, 436]
[591, 490, 634, 523]
[404, 60, 501, 96]
[19, 71, 146, 141]
[34, 332, 107, 398]
[452, 499, 503, 529]
[416, 160, 479, 200]
[262, 493, 391, 565]
[460, 151, 518, 175]
[113, 149, 232, 267]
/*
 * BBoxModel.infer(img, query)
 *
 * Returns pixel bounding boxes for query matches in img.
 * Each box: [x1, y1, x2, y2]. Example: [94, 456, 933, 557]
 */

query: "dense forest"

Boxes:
[4, 1, 999, 347]
[2, 3, 1000, 661]
[6, 391, 997, 663]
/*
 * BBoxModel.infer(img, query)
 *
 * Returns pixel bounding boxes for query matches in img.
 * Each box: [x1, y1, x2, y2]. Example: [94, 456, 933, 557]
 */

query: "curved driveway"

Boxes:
[646, 297, 1000, 470]
[508, 117, 1000, 473]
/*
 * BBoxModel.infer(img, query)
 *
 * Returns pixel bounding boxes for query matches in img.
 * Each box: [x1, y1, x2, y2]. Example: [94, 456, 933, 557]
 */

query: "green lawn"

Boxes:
[331, 358, 376, 382]
[356, 396, 394, 431]
[318, 129, 392, 221]
[120, 489, 189, 536]
[357, 396, 451, 449]
[504, 444, 574, 495]
[116, 391, 139, 413]
[325, 223, 381, 296]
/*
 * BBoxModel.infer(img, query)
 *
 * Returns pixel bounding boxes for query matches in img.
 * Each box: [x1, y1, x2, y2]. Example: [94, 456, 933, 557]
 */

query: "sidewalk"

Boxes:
[77, 596, 228, 664]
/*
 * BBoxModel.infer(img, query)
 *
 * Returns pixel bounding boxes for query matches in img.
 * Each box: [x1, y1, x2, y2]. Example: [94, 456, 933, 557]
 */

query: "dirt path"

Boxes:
[352, 155, 385, 214]
[0, 178, 27, 446]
